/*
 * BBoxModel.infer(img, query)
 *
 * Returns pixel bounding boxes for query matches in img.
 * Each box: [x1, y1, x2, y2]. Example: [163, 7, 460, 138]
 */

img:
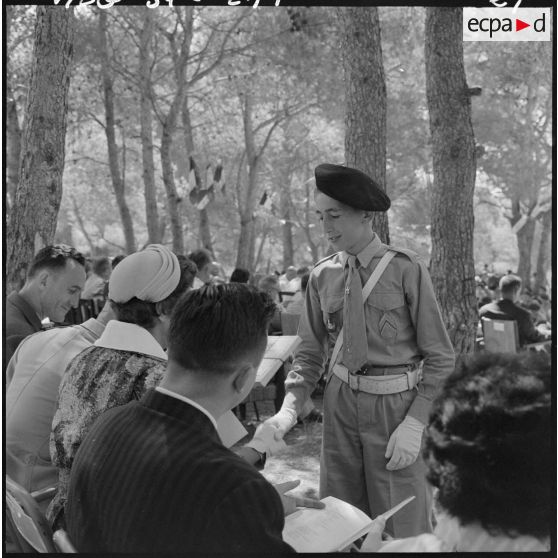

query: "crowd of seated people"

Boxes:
[5, 246, 552, 552]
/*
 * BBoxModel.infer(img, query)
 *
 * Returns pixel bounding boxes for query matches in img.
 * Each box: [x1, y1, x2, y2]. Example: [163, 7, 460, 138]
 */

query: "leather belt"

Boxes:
[332, 363, 422, 395]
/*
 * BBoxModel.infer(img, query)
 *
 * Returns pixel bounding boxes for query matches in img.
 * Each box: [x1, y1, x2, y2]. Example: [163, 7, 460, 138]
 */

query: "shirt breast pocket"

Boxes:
[368, 292, 406, 344]
[321, 295, 344, 334]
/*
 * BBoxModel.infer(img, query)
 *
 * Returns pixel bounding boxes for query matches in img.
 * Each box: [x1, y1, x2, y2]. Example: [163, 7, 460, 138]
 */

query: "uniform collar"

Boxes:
[94, 320, 167, 360]
[341, 234, 383, 269]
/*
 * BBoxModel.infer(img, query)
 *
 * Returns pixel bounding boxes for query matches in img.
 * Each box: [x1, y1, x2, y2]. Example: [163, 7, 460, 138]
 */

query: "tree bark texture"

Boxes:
[139, 9, 161, 245]
[182, 97, 213, 254]
[6, 6, 75, 293]
[281, 192, 294, 269]
[99, 10, 136, 254]
[337, 7, 390, 244]
[236, 92, 259, 271]
[6, 85, 22, 212]
[425, 7, 478, 354]
[160, 7, 194, 255]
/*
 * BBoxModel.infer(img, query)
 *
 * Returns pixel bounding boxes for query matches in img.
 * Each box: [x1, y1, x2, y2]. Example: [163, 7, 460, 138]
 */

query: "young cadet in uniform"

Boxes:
[266, 163, 455, 538]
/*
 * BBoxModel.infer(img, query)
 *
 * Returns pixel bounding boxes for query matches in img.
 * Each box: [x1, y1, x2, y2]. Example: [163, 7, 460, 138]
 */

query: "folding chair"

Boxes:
[5, 475, 56, 553]
[481, 318, 519, 353]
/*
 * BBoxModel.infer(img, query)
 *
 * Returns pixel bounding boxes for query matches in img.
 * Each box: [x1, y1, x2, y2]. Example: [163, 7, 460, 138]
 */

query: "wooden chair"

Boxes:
[5, 475, 56, 553]
[280, 312, 301, 335]
[53, 529, 77, 553]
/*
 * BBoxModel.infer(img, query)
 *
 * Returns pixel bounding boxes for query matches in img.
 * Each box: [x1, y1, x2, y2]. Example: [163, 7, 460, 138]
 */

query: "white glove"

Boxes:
[263, 408, 298, 439]
[385, 415, 424, 471]
[360, 516, 387, 552]
[245, 422, 287, 457]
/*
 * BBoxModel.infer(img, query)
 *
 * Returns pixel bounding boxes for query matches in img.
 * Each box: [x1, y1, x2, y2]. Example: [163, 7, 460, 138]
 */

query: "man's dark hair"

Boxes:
[230, 268, 250, 284]
[92, 256, 111, 277]
[27, 245, 85, 279]
[167, 284, 276, 375]
[424, 352, 551, 539]
[112, 255, 197, 329]
[188, 249, 211, 273]
[499, 274, 522, 295]
[111, 254, 126, 269]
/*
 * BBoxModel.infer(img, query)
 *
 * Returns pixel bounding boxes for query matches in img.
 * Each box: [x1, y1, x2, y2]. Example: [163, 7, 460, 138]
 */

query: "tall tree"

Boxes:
[6, 6, 75, 293]
[425, 7, 477, 354]
[337, 7, 389, 243]
[99, 10, 136, 254]
[138, 9, 161, 245]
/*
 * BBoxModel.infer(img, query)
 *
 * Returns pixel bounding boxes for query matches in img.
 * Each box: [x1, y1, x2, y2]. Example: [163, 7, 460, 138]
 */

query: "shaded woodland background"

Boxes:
[4, 5, 553, 354]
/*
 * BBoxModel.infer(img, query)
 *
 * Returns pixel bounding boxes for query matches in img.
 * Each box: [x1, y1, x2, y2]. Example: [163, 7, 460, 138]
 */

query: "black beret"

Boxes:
[314, 163, 391, 212]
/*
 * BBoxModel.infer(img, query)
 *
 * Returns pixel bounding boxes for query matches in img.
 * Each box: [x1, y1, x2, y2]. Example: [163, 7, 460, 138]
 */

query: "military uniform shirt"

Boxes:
[285, 234, 455, 424]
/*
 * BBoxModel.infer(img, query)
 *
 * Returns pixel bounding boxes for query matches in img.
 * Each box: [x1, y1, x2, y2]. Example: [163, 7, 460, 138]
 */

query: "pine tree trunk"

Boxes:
[281, 188, 294, 269]
[236, 92, 260, 271]
[425, 7, 477, 354]
[337, 7, 389, 243]
[139, 9, 161, 245]
[182, 97, 213, 254]
[6, 6, 75, 293]
[6, 85, 21, 212]
[516, 218, 535, 288]
[99, 10, 136, 254]
[160, 8, 194, 255]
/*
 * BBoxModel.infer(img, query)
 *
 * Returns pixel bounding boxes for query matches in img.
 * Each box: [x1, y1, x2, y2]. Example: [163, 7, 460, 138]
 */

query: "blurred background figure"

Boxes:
[81, 256, 111, 300]
[188, 248, 212, 288]
[230, 267, 250, 284]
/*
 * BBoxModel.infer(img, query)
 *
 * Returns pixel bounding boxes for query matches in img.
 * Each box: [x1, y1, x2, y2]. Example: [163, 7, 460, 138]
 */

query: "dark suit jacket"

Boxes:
[479, 298, 546, 347]
[5, 292, 43, 365]
[67, 389, 294, 553]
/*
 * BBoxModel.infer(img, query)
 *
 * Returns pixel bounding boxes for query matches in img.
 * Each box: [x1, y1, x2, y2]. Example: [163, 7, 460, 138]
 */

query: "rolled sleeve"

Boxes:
[403, 260, 455, 424]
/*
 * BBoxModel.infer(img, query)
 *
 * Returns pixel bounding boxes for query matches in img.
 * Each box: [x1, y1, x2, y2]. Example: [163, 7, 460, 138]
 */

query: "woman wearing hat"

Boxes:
[48, 245, 196, 528]
[265, 164, 455, 538]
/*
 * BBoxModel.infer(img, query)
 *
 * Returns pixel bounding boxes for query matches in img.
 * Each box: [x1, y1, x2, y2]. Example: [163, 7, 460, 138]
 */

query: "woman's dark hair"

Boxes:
[167, 284, 276, 375]
[230, 268, 250, 284]
[424, 352, 551, 540]
[112, 255, 197, 329]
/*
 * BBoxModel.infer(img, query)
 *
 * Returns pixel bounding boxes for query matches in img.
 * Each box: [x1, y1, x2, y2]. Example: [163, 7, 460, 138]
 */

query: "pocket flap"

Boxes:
[368, 292, 405, 311]
[322, 295, 344, 313]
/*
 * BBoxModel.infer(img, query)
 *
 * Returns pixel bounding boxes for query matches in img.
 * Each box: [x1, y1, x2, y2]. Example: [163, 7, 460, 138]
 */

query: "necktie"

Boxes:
[342, 255, 368, 371]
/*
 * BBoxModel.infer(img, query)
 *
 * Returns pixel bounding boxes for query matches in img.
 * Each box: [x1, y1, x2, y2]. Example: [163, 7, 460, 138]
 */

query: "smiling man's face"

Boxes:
[39, 259, 86, 322]
[315, 192, 373, 255]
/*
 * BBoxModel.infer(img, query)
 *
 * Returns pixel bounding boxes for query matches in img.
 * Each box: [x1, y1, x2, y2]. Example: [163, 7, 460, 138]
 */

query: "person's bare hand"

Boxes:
[273, 480, 325, 516]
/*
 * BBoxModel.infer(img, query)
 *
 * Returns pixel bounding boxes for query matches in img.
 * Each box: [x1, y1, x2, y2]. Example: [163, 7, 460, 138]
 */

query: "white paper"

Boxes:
[283, 496, 372, 553]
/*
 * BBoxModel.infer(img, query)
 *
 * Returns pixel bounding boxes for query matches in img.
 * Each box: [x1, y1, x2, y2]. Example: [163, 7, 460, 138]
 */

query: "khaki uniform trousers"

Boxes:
[319, 374, 432, 538]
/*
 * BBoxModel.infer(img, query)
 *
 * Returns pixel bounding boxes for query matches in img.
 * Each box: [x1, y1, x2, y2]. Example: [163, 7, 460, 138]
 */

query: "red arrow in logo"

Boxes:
[516, 18, 530, 31]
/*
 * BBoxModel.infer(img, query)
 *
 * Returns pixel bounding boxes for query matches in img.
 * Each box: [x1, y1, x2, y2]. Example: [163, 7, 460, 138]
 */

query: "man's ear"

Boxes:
[362, 211, 372, 222]
[36, 270, 51, 290]
[232, 364, 255, 395]
[154, 301, 164, 317]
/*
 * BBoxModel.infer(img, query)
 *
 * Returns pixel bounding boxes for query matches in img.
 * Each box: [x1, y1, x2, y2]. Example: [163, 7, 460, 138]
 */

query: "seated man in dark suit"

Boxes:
[66, 284, 319, 553]
[479, 274, 549, 347]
